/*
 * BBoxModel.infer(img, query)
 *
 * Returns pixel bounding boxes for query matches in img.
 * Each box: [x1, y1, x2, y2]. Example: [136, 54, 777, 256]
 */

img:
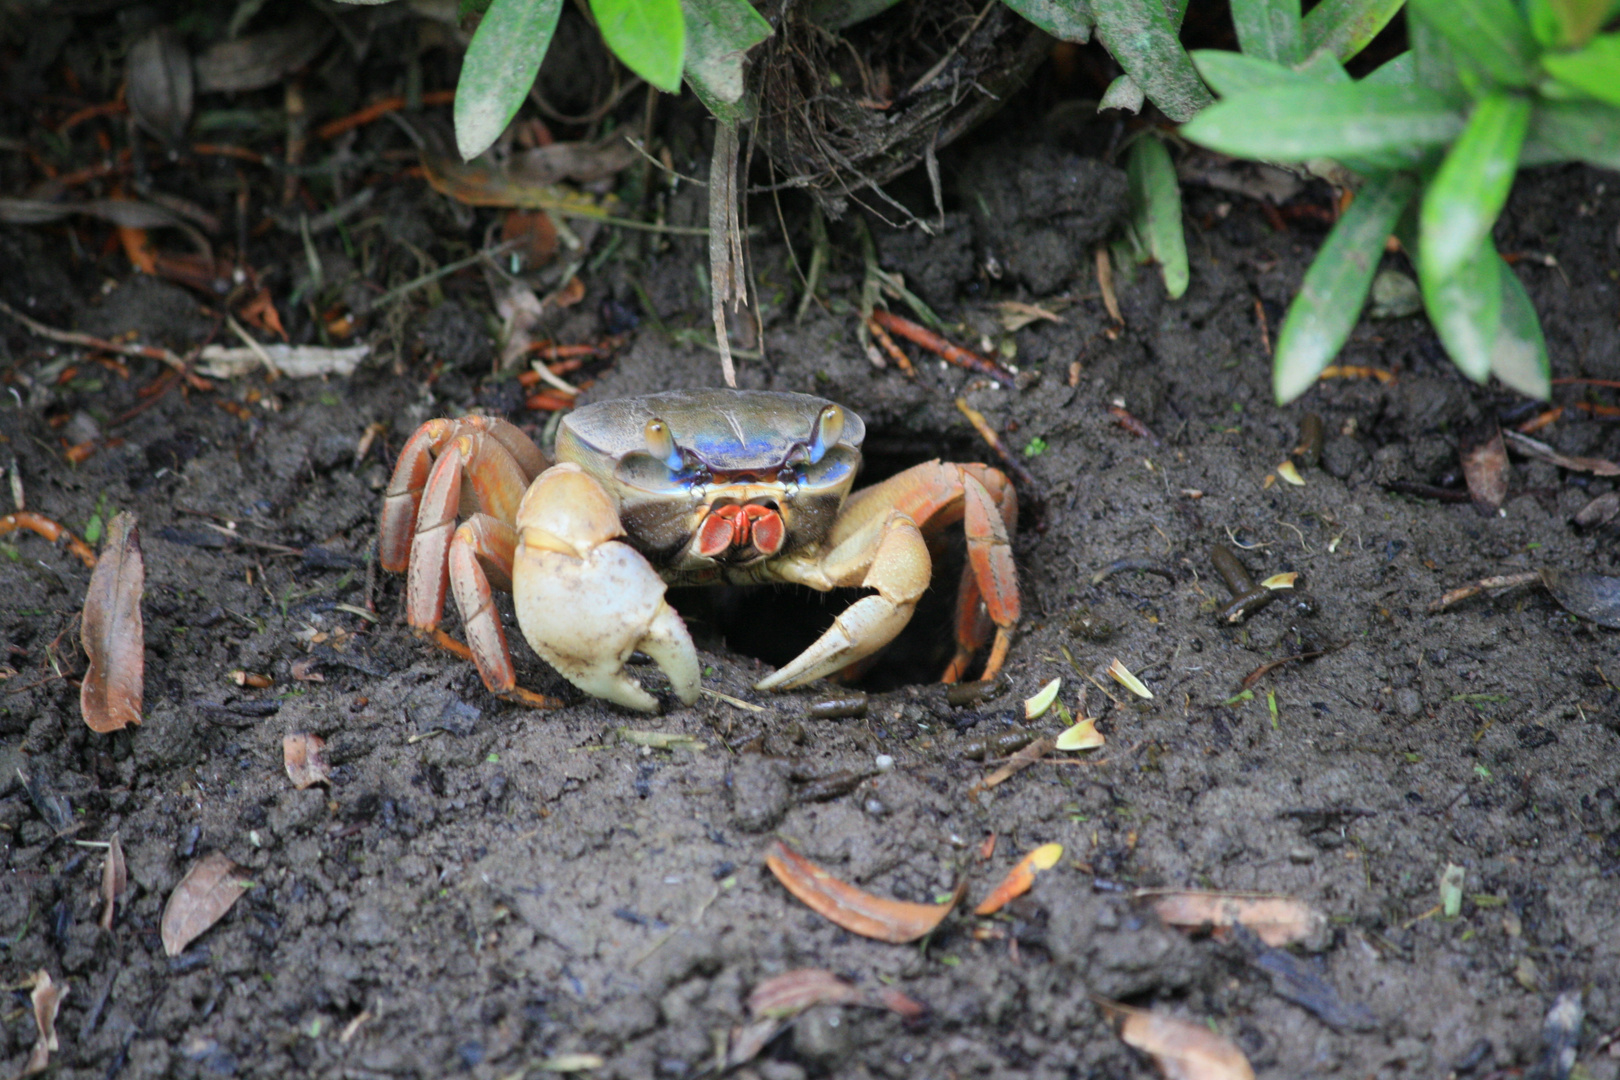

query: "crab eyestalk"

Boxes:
[809, 404, 844, 463]
[643, 418, 682, 470]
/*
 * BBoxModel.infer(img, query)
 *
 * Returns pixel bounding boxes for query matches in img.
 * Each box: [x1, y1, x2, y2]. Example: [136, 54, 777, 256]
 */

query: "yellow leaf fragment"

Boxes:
[1024, 678, 1062, 720]
[1055, 718, 1105, 751]
[1276, 460, 1305, 486]
[1118, 1008, 1255, 1080]
[975, 843, 1063, 915]
[1108, 659, 1154, 699]
[1261, 572, 1298, 590]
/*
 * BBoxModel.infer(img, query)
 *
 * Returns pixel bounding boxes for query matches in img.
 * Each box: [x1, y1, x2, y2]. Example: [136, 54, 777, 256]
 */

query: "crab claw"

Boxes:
[512, 465, 700, 712]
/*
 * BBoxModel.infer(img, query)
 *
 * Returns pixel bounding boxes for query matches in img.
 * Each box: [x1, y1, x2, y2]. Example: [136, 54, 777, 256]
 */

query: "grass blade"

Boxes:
[454, 0, 565, 161]
[1418, 91, 1531, 286]
[1406, 0, 1538, 87]
[1300, 0, 1406, 62]
[1126, 135, 1188, 299]
[1180, 83, 1463, 162]
[1231, 0, 1303, 64]
[1093, 0, 1212, 122]
[1273, 172, 1417, 403]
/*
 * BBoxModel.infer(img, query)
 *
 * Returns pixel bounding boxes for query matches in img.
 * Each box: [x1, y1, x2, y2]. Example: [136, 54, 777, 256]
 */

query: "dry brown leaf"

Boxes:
[1145, 890, 1326, 948]
[161, 851, 249, 956]
[975, 843, 1063, 916]
[80, 511, 144, 733]
[765, 840, 965, 944]
[100, 833, 127, 931]
[1461, 421, 1509, 516]
[970, 735, 1056, 797]
[30, 970, 66, 1053]
[1504, 429, 1620, 477]
[290, 656, 326, 682]
[283, 733, 332, 789]
[1117, 1007, 1255, 1080]
[747, 969, 865, 1017]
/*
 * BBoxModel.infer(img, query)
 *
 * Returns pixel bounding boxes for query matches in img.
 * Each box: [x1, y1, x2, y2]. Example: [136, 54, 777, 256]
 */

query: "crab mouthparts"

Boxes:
[696, 503, 786, 560]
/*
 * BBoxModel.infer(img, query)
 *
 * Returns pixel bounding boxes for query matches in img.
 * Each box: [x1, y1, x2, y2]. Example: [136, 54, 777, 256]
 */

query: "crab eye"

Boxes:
[808, 404, 844, 464]
[644, 418, 681, 469]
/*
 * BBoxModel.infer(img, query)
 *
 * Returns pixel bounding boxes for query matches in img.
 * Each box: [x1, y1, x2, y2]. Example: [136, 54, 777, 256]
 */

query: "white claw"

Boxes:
[754, 593, 911, 691]
[514, 540, 698, 713]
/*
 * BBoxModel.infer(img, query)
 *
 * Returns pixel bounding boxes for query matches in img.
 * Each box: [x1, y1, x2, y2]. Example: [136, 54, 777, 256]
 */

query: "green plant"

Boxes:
[1181, 0, 1620, 403]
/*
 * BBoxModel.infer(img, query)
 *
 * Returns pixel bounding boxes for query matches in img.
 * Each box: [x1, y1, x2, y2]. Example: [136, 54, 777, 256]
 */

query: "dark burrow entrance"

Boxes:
[666, 428, 1001, 693]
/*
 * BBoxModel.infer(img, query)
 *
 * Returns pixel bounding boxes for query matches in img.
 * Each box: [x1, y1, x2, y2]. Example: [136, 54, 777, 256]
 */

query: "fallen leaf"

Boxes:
[196, 342, 368, 379]
[1504, 429, 1620, 477]
[1460, 420, 1509, 517]
[1260, 572, 1297, 590]
[80, 511, 144, 733]
[1145, 890, 1326, 948]
[1107, 658, 1153, 699]
[1023, 677, 1061, 719]
[1275, 460, 1305, 486]
[765, 840, 964, 944]
[1540, 569, 1620, 629]
[283, 734, 332, 790]
[161, 851, 249, 956]
[1054, 718, 1105, 751]
[30, 970, 66, 1053]
[975, 843, 1063, 915]
[289, 656, 325, 683]
[971, 735, 1057, 797]
[1115, 1006, 1255, 1080]
[100, 833, 127, 931]
[747, 969, 864, 1017]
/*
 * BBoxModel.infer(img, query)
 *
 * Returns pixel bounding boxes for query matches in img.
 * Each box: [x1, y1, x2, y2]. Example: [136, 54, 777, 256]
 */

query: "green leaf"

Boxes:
[1418, 92, 1530, 286]
[1190, 50, 1307, 95]
[1362, 50, 1416, 86]
[591, 0, 686, 93]
[1405, 0, 1538, 87]
[1093, 0, 1213, 122]
[454, 0, 565, 161]
[1231, 0, 1302, 64]
[1126, 135, 1188, 299]
[1099, 72, 1146, 112]
[1300, 0, 1405, 62]
[1526, 0, 1620, 48]
[1420, 241, 1502, 382]
[681, 0, 772, 121]
[1180, 83, 1464, 163]
[1490, 257, 1551, 399]
[1000, 0, 1095, 43]
[1408, 14, 1467, 100]
[1542, 34, 1620, 107]
[1527, 98, 1620, 169]
[1272, 172, 1418, 403]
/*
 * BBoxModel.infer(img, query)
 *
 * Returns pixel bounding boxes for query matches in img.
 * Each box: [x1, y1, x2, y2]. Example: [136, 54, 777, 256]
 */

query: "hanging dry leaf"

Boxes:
[975, 843, 1063, 915]
[80, 511, 144, 733]
[161, 851, 249, 956]
[765, 840, 965, 944]
[100, 833, 127, 931]
[1144, 890, 1326, 948]
[1114, 1005, 1255, 1080]
[1460, 420, 1509, 517]
[126, 26, 193, 146]
[283, 733, 332, 789]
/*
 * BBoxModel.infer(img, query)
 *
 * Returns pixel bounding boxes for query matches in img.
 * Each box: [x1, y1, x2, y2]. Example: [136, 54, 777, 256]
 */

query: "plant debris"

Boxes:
[100, 833, 127, 931]
[1103, 999, 1256, 1080]
[22, 969, 68, 1076]
[1142, 889, 1326, 948]
[975, 842, 1062, 915]
[283, 734, 332, 789]
[161, 852, 250, 956]
[1460, 420, 1510, 516]
[764, 839, 964, 944]
[79, 511, 144, 733]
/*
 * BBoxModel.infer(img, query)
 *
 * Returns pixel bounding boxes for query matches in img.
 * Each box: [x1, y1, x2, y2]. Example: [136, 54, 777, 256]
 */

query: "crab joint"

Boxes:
[697, 504, 785, 559]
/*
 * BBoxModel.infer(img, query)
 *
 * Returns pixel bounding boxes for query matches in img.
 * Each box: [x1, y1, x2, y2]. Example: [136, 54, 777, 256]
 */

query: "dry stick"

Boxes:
[1430, 572, 1542, 613]
[864, 316, 916, 376]
[872, 310, 1016, 386]
[708, 120, 745, 388]
[0, 298, 207, 389]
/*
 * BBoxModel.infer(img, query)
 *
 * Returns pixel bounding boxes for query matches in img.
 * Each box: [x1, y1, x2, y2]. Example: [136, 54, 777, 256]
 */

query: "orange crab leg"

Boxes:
[380, 419, 454, 573]
[445, 514, 562, 709]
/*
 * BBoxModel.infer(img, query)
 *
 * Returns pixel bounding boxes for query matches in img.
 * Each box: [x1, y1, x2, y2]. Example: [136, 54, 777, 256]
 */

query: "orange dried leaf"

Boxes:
[765, 840, 964, 944]
[80, 511, 144, 733]
[974, 842, 1063, 916]
[161, 851, 248, 956]
[283, 733, 331, 790]
[100, 832, 127, 931]
[1146, 890, 1325, 948]
[1118, 1008, 1255, 1080]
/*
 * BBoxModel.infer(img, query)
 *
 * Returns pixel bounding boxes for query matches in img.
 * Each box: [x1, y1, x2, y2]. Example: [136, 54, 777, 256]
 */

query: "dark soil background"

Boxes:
[3, 4, 1620, 1078]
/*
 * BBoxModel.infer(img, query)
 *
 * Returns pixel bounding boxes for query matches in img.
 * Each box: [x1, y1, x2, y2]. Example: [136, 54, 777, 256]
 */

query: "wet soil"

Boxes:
[3, 124, 1620, 1080]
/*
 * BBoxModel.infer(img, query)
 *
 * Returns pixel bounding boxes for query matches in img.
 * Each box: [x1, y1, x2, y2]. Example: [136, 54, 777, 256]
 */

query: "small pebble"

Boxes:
[863, 798, 887, 817]
[873, 754, 895, 772]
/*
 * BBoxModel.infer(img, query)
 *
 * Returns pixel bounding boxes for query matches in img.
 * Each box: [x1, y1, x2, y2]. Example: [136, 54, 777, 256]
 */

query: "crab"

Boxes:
[377, 389, 1020, 712]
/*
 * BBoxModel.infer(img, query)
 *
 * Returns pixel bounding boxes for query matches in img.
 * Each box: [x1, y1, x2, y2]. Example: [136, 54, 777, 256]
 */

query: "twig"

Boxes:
[0, 298, 208, 389]
[874, 310, 1015, 386]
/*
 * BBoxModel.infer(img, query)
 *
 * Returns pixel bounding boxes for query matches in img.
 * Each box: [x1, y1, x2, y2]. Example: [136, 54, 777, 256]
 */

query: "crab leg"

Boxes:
[512, 465, 700, 712]
[756, 510, 931, 691]
[405, 430, 536, 632]
[446, 514, 561, 709]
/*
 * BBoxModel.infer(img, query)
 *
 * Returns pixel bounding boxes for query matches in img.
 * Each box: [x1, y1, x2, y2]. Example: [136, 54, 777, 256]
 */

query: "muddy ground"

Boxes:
[3, 106, 1620, 1079]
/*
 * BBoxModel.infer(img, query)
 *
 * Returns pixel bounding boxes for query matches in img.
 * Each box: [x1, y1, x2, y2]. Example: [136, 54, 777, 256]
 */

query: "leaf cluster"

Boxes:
[1181, 0, 1620, 402]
